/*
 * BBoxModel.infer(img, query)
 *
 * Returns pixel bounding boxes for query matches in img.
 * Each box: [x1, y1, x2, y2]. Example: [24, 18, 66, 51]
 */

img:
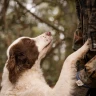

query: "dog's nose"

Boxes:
[46, 32, 51, 36]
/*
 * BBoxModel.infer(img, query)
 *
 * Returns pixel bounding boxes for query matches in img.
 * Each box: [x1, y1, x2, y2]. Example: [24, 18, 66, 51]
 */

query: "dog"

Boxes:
[0, 32, 92, 96]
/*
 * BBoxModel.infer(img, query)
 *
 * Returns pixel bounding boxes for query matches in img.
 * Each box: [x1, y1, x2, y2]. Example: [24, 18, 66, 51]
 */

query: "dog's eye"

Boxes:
[22, 38, 35, 47]
[23, 38, 31, 44]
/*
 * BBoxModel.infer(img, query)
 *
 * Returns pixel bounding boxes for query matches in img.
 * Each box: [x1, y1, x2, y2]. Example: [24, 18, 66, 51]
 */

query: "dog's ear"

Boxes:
[7, 51, 30, 83]
[7, 51, 34, 83]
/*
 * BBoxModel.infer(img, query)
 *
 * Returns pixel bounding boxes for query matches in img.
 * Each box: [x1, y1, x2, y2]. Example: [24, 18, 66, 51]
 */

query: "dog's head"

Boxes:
[6, 32, 53, 83]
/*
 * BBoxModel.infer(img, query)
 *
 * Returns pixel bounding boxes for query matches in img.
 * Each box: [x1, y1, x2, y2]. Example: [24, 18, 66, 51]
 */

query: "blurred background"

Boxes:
[0, 0, 77, 87]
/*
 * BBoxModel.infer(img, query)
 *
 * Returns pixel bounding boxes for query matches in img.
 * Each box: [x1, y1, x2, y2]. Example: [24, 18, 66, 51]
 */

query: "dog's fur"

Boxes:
[0, 32, 90, 96]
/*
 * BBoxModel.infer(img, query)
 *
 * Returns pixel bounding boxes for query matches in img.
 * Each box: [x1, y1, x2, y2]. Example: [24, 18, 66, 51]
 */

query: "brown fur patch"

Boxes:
[7, 38, 39, 83]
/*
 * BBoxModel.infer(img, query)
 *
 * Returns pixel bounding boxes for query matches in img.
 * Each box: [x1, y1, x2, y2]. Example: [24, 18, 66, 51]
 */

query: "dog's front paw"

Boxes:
[84, 39, 91, 46]
[82, 39, 90, 51]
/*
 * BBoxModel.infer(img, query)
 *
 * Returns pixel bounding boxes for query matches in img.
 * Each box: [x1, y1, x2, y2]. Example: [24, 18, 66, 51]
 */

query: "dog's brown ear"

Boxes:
[7, 51, 32, 84]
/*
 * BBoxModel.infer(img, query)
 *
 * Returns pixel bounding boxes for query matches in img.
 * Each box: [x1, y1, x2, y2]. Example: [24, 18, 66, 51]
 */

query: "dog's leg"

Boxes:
[52, 40, 90, 96]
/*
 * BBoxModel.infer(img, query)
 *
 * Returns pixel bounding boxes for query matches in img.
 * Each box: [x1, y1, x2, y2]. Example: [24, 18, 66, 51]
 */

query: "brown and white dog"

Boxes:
[0, 32, 53, 96]
[0, 32, 92, 96]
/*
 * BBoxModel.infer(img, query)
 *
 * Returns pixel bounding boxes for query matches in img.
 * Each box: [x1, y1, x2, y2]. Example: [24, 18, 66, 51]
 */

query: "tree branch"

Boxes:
[0, 0, 10, 29]
[14, 0, 64, 33]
